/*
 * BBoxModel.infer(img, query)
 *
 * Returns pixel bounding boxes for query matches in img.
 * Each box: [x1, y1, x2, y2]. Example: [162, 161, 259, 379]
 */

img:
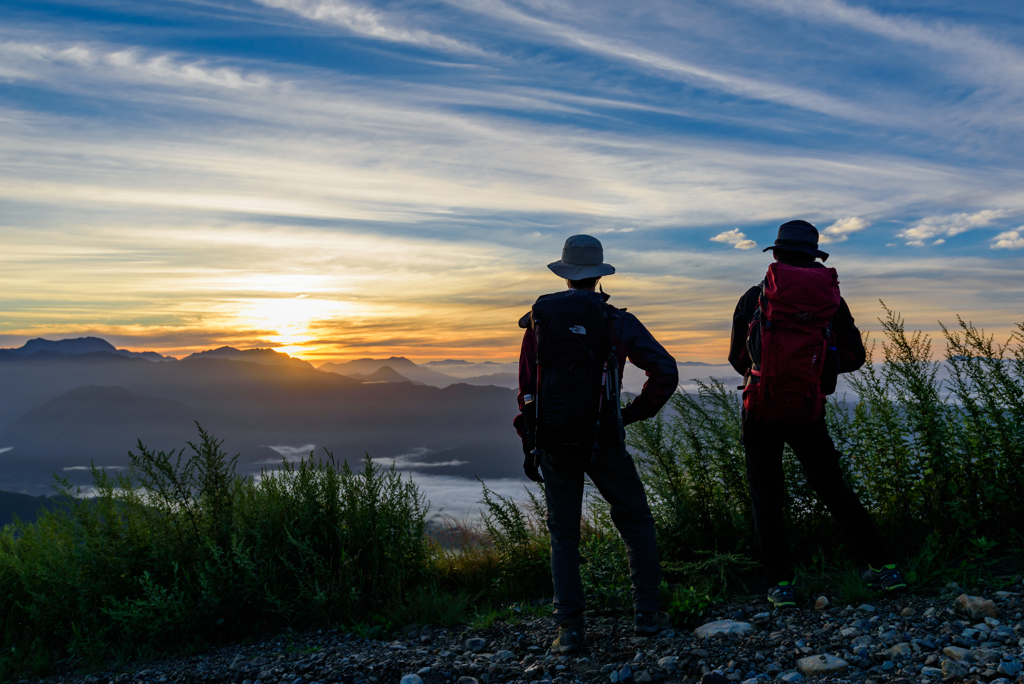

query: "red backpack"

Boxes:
[743, 262, 840, 422]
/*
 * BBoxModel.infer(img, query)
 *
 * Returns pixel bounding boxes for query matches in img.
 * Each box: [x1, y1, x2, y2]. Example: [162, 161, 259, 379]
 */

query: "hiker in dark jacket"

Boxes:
[514, 234, 678, 653]
[731, 220, 906, 607]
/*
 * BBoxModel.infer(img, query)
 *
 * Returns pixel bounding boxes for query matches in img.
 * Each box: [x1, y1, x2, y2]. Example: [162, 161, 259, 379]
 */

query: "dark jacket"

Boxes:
[728, 261, 866, 377]
[515, 290, 678, 442]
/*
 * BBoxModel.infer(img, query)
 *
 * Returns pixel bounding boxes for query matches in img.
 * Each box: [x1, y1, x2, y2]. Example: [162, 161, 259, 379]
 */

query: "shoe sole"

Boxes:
[767, 597, 796, 608]
[634, 626, 667, 635]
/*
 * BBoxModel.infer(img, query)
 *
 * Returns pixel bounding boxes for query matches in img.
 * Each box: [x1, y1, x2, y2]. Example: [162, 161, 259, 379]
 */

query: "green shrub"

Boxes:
[0, 428, 428, 677]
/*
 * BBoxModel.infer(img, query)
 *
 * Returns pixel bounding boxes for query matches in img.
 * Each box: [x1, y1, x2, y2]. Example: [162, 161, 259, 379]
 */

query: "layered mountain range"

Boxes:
[0, 337, 742, 502]
[0, 338, 524, 495]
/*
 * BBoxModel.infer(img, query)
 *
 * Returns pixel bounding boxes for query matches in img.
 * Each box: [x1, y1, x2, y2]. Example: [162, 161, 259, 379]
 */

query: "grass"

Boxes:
[1, 306, 1023, 680]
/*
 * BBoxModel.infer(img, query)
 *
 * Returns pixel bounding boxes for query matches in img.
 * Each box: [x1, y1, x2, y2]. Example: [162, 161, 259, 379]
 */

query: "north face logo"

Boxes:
[569, 325, 586, 335]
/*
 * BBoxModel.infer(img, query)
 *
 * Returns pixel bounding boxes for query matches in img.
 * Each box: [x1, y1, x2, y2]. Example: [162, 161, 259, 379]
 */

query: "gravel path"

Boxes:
[33, 582, 1024, 684]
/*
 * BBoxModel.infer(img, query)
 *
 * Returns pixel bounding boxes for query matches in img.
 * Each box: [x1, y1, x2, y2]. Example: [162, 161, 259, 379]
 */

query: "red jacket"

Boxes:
[514, 290, 678, 441]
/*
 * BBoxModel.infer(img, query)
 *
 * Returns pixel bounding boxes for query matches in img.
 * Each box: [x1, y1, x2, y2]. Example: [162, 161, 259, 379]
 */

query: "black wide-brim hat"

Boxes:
[763, 220, 830, 261]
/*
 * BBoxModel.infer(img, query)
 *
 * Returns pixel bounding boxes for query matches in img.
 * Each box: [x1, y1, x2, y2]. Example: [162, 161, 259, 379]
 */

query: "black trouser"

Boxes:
[742, 415, 889, 583]
[540, 451, 661, 624]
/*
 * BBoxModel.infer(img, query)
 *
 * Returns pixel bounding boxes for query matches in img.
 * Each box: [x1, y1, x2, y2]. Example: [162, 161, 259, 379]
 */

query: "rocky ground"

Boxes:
[32, 581, 1024, 684]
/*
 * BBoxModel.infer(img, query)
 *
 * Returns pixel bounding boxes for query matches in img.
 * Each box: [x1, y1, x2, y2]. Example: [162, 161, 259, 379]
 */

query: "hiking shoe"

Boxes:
[634, 610, 672, 635]
[862, 564, 907, 592]
[767, 581, 796, 608]
[551, 616, 585, 654]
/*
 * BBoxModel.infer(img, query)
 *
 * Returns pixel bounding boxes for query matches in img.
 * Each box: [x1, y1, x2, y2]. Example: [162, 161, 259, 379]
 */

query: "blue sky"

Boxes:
[0, 0, 1022, 361]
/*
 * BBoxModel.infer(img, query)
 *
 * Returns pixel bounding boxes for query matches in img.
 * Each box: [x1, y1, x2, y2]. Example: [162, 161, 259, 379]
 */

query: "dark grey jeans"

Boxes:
[540, 451, 662, 624]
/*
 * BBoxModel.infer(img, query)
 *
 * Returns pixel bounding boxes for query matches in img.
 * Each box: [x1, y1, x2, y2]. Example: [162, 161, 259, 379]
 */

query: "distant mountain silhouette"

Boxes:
[319, 357, 457, 386]
[185, 346, 315, 370]
[0, 337, 170, 361]
[0, 385, 255, 465]
[0, 354, 521, 494]
[347, 366, 418, 384]
[456, 372, 518, 389]
[0, 490, 62, 528]
[422, 359, 502, 367]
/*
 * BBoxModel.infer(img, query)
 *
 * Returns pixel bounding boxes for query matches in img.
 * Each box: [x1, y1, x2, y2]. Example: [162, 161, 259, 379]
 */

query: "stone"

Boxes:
[779, 673, 804, 682]
[466, 638, 487, 653]
[851, 636, 873, 648]
[693, 620, 754, 639]
[984, 617, 1001, 627]
[796, 654, 849, 677]
[618, 664, 633, 683]
[887, 642, 912, 659]
[417, 668, 432, 675]
[943, 646, 970, 661]
[856, 604, 875, 613]
[741, 679, 758, 684]
[657, 656, 679, 672]
[524, 665, 545, 680]
[609, 671, 619, 683]
[814, 596, 830, 611]
[954, 594, 999, 620]
[457, 678, 480, 684]
[634, 670, 653, 684]
[973, 648, 1001, 662]
[997, 661, 1023, 677]
[923, 607, 936, 618]
[400, 676, 423, 684]
[921, 666, 943, 677]
[941, 660, 968, 678]
[900, 607, 915, 617]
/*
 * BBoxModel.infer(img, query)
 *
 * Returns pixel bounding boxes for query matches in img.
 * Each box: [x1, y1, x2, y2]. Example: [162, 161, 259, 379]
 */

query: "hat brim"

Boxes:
[763, 243, 830, 261]
[547, 261, 616, 279]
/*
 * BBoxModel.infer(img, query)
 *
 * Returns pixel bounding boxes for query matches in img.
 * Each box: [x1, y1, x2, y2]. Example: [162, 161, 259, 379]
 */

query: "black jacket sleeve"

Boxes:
[728, 286, 760, 375]
[833, 297, 866, 372]
[617, 312, 679, 425]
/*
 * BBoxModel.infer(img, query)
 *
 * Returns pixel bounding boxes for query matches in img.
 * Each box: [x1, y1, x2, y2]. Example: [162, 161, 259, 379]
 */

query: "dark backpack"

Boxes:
[743, 263, 841, 422]
[528, 290, 623, 458]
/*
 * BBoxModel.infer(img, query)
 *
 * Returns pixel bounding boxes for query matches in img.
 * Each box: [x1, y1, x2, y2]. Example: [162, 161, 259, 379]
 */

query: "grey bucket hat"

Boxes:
[763, 220, 830, 261]
[547, 234, 616, 279]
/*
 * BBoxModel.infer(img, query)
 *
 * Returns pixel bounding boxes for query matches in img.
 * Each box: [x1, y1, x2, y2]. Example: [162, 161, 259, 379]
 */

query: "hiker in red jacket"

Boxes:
[514, 234, 678, 653]
[729, 220, 906, 607]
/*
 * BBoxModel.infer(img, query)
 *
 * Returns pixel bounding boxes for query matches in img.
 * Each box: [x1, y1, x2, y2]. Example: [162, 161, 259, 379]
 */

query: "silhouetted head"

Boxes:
[763, 220, 829, 261]
[565, 276, 601, 291]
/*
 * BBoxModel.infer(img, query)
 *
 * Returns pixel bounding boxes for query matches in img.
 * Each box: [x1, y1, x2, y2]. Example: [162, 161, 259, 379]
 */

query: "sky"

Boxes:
[1, 0, 1023, 364]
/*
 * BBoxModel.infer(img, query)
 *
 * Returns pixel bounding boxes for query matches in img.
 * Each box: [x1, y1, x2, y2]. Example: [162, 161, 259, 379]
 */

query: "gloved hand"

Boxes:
[523, 450, 544, 483]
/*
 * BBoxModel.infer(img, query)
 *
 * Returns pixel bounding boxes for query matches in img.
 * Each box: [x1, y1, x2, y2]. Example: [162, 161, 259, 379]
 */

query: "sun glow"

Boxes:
[234, 296, 359, 358]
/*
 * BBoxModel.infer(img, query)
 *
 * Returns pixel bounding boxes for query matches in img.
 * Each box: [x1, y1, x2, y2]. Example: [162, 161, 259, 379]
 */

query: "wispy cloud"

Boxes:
[897, 210, 1007, 247]
[819, 216, 869, 244]
[740, 0, 1024, 87]
[62, 465, 126, 471]
[710, 229, 757, 249]
[254, 0, 488, 55]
